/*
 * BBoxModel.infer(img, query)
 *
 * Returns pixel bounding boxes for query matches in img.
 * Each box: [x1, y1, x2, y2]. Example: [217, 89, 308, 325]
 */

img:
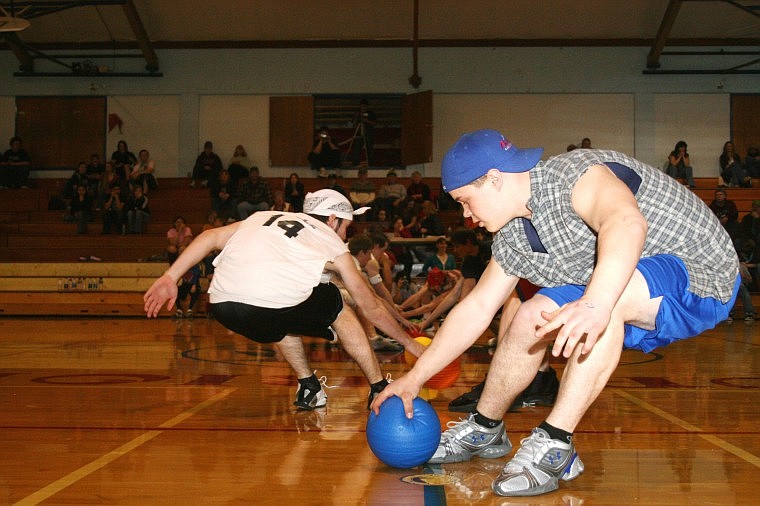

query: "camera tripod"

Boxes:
[345, 119, 369, 167]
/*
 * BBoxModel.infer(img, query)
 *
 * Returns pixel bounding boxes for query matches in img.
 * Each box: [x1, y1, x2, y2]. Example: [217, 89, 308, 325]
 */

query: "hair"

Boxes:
[348, 234, 373, 256]
[370, 232, 388, 248]
[10, 136, 21, 145]
[451, 228, 477, 246]
[674, 140, 687, 152]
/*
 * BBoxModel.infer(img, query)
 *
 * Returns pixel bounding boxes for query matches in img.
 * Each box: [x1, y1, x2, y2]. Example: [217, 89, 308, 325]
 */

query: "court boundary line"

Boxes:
[12, 387, 236, 506]
[614, 389, 760, 468]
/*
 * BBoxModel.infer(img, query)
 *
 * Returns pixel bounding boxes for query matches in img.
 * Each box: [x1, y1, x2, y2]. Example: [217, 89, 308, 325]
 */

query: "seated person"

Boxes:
[375, 170, 407, 217]
[745, 147, 760, 179]
[209, 169, 238, 222]
[720, 141, 749, 188]
[665, 140, 696, 188]
[102, 184, 125, 235]
[228, 144, 252, 187]
[236, 166, 272, 219]
[406, 170, 431, 211]
[125, 185, 151, 234]
[421, 237, 456, 275]
[0, 136, 31, 189]
[166, 216, 193, 263]
[308, 126, 342, 177]
[349, 167, 376, 210]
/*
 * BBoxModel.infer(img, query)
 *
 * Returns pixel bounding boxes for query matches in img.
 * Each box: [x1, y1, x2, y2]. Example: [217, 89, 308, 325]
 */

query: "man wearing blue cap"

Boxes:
[371, 129, 739, 497]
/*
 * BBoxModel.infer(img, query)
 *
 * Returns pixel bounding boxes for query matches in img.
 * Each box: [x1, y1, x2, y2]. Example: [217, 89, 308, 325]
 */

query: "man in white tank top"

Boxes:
[144, 189, 426, 411]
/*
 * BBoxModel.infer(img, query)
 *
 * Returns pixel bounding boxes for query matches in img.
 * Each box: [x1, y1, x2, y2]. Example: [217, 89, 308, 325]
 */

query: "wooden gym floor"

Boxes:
[0, 315, 757, 505]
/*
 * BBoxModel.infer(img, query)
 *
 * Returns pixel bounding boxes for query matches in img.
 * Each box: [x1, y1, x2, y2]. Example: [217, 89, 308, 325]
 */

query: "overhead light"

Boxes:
[0, 16, 30, 32]
[0, 3, 30, 33]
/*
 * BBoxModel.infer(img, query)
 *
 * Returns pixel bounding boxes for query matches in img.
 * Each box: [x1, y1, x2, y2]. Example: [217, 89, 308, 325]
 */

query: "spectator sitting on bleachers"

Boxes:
[85, 153, 104, 197]
[271, 189, 292, 212]
[367, 208, 391, 235]
[110, 140, 137, 181]
[236, 166, 272, 219]
[349, 167, 376, 210]
[166, 216, 193, 263]
[709, 189, 740, 242]
[323, 173, 347, 197]
[720, 141, 749, 188]
[406, 170, 431, 212]
[227, 144, 252, 187]
[666, 140, 696, 188]
[421, 237, 456, 275]
[102, 184, 126, 235]
[740, 200, 760, 247]
[69, 184, 93, 235]
[745, 147, 760, 179]
[129, 149, 158, 195]
[125, 185, 150, 234]
[0, 136, 31, 189]
[375, 170, 407, 217]
[65, 162, 89, 199]
[191, 141, 223, 189]
[284, 172, 305, 212]
[97, 162, 125, 211]
[209, 169, 238, 222]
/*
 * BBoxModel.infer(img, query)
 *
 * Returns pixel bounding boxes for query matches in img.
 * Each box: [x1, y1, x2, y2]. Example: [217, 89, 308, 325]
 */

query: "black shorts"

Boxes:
[210, 283, 344, 344]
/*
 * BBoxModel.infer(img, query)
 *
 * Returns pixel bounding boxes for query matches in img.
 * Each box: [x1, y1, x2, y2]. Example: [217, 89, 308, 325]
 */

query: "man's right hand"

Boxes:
[370, 374, 422, 419]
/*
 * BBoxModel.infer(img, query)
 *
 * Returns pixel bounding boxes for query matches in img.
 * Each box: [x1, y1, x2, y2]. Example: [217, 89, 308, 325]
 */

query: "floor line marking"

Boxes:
[614, 389, 760, 468]
[13, 388, 236, 506]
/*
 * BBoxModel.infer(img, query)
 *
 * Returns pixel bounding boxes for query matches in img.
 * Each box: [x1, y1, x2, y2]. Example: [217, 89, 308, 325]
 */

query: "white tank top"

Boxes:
[209, 211, 348, 308]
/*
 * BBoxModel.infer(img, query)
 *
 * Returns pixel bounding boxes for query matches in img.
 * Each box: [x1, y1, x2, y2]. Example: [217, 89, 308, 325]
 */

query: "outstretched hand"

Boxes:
[370, 374, 421, 419]
[143, 274, 178, 318]
[536, 298, 611, 358]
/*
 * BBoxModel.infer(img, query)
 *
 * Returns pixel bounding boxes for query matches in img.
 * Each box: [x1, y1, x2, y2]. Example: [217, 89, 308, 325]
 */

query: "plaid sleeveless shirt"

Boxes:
[491, 149, 738, 302]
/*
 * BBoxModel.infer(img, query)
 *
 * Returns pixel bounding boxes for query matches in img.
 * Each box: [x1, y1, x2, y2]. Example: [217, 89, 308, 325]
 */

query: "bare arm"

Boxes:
[144, 222, 241, 317]
[536, 164, 648, 357]
[372, 259, 516, 417]
[331, 253, 426, 356]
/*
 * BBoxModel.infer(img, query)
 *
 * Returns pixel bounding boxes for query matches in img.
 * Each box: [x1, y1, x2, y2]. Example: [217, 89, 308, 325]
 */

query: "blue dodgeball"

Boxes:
[366, 396, 441, 468]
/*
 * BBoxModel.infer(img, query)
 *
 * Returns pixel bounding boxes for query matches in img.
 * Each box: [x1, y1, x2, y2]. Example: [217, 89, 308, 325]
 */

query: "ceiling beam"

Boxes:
[0, 32, 33, 72]
[647, 0, 682, 69]
[121, 0, 158, 72]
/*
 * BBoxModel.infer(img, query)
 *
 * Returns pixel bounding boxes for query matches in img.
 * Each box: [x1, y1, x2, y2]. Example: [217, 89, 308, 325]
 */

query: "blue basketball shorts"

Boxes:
[536, 254, 740, 353]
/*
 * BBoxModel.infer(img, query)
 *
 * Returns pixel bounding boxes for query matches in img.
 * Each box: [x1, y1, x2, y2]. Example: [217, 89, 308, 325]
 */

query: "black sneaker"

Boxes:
[509, 367, 559, 411]
[448, 381, 485, 413]
[294, 376, 327, 411]
[367, 376, 391, 410]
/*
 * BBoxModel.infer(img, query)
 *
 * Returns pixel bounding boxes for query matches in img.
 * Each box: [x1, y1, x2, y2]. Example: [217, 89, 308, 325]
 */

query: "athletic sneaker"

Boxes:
[492, 427, 584, 497]
[185, 309, 193, 318]
[293, 375, 328, 411]
[366, 375, 392, 410]
[448, 367, 559, 413]
[370, 335, 403, 352]
[175, 309, 183, 318]
[509, 367, 559, 411]
[448, 381, 485, 413]
[427, 413, 512, 464]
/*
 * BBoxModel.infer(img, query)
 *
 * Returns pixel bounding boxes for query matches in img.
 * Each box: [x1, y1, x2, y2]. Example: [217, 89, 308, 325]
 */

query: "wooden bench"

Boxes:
[0, 262, 210, 317]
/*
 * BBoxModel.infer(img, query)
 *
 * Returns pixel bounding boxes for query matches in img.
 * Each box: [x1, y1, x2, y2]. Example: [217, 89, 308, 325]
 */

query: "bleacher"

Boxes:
[0, 175, 756, 316]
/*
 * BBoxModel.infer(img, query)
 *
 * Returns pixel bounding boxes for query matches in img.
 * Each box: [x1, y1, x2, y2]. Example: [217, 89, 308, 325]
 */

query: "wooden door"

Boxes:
[401, 90, 433, 166]
[731, 94, 760, 158]
[269, 96, 313, 166]
[16, 96, 106, 170]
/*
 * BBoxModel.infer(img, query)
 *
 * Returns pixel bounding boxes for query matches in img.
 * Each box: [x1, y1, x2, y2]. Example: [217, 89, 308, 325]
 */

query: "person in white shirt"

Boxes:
[144, 189, 425, 410]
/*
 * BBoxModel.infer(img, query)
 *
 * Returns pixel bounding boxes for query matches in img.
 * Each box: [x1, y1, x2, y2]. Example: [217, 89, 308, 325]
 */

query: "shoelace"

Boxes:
[508, 431, 550, 469]
[316, 372, 338, 390]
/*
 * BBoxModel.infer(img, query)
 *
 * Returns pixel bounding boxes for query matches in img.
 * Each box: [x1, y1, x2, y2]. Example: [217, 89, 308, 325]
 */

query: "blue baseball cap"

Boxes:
[441, 129, 544, 192]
